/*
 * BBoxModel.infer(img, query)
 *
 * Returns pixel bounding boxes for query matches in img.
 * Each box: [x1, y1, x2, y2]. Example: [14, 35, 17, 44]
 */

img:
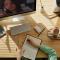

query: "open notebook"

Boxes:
[21, 35, 41, 60]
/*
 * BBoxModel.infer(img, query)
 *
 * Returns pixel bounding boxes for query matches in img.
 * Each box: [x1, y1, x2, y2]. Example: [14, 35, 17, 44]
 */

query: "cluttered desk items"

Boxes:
[48, 27, 60, 39]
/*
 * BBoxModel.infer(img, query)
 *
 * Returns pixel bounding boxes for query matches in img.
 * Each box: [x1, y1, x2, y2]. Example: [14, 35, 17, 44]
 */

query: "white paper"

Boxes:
[22, 35, 41, 60]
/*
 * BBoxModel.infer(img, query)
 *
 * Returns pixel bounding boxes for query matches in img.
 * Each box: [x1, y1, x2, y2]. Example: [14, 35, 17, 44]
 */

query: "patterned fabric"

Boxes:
[39, 45, 57, 60]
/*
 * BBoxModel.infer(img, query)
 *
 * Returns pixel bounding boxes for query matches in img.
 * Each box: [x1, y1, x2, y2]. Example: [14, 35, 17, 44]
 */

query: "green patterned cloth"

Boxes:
[39, 45, 57, 60]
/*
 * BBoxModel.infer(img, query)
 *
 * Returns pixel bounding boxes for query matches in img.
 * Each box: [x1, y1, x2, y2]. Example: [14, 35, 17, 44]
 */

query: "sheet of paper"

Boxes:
[22, 35, 41, 60]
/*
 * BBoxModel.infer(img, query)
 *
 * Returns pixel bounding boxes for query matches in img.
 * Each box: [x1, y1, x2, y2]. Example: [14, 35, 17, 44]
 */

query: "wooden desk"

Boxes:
[1, 22, 60, 58]
[1, 21, 58, 59]
[0, 16, 39, 58]
[0, 16, 60, 58]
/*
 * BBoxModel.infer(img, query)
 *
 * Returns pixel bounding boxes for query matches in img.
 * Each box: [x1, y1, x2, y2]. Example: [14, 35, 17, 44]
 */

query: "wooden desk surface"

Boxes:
[13, 28, 60, 58]
[9, 24, 60, 58]
[1, 22, 60, 58]
[0, 16, 60, 58]
[0, 16, 39, 58]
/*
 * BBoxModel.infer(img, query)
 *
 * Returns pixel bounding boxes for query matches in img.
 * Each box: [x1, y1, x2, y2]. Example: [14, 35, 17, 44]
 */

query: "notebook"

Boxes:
[22, 35, 42, 60]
